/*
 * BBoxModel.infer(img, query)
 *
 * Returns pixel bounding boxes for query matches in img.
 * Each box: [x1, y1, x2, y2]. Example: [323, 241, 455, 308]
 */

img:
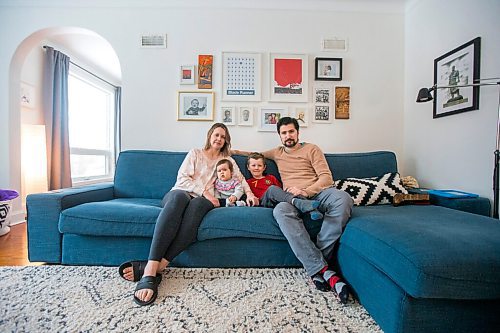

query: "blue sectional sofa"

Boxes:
[27, 150, 500, 333]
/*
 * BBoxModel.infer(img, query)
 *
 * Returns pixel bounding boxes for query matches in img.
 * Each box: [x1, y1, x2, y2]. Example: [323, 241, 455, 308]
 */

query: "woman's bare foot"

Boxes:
[134, 259, 168, 303]
[121, 259, 168, 281]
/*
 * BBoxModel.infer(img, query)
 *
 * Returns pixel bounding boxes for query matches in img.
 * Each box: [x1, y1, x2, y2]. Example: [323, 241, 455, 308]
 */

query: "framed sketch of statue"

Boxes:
[433, 37, 480, 118]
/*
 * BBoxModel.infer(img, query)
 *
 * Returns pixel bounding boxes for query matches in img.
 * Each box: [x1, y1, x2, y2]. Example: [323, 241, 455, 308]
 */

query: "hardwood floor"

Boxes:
[0, 222, 43, 266]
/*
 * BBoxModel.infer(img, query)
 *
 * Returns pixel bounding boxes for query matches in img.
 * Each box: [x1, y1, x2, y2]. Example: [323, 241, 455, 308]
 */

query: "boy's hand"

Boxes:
[246, 195, 259, 207]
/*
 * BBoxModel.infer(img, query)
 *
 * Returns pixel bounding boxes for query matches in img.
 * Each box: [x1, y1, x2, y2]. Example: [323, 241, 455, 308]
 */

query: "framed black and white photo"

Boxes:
[315, 57, 342, 81]
[177, 91, 214, 121]
[433, 37, 481, 118]
[238, 106, 254, 126]
[220, 106, 236, 125]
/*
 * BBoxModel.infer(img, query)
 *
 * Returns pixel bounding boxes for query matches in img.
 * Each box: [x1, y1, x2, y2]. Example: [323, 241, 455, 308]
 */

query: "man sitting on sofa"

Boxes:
[235, 117, 354, 303]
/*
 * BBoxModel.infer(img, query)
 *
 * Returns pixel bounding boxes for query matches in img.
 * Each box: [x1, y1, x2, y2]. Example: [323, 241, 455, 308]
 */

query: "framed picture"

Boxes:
[220, 106, 236, 126]
[177, 91, 214, 121]
[314, 86, 332, 104]
[315, 58, 342, 81]
[270, 53, 308, 102]
[180, 65, 195, 85]
[259, 106, 288, 132]
[20, 82, 35, 108]
[292, 106, 309, 127]
[238, 106, 254, 126]
[433, 37, 481, 118]
[313, 85, 332, 123]
[335, 86, 350, 119]
[198, 55, 213, 89]
[222, 52, 261, 101]
[313, 105, 332, 123]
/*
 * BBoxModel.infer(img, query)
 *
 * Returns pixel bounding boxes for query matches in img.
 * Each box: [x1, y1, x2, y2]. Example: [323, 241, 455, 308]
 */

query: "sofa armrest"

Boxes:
[26, 183, 115, 263]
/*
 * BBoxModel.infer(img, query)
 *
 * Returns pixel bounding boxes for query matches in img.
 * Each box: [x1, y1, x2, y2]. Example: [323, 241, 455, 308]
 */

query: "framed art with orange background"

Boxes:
[198, 55, 213, 89]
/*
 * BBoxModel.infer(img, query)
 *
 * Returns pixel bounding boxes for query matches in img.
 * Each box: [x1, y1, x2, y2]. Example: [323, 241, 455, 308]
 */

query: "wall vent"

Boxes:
[321, 37, 348, 52]
[140, 34, 167, 48]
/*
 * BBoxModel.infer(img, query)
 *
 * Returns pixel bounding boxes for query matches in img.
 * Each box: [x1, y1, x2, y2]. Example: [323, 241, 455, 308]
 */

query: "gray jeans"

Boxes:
[149, 189, 214, 262]
[272, 187, 353, 276]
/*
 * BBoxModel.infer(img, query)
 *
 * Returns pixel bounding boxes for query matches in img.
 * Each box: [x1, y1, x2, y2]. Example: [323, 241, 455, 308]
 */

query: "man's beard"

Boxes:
[283, 138, 297, 148]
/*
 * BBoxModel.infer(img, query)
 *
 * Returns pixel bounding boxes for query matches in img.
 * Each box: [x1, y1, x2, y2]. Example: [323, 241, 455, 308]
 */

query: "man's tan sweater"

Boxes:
[262, 143, 334, 197]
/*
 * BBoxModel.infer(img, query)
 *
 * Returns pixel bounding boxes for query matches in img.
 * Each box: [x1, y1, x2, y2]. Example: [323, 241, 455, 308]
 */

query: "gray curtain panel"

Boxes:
[114, 86, 122, 162]
[43, 46, 72, 190]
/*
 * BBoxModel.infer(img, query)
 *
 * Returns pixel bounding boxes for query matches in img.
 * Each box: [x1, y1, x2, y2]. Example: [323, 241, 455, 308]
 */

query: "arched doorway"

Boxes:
[8, 27, 121, 224]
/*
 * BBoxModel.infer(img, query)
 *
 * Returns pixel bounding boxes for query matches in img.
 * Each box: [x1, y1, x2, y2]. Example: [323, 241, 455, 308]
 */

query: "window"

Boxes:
[68, 66, 117, 184]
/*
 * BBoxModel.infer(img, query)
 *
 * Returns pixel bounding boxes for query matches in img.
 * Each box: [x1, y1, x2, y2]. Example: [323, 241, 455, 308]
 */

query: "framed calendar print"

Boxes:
[222, 52, 262, 101]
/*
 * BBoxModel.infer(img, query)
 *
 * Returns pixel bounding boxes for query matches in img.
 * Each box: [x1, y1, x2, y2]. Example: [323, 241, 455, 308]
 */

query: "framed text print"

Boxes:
[222, 52, 261, 101]
[270, 53, 308, 103]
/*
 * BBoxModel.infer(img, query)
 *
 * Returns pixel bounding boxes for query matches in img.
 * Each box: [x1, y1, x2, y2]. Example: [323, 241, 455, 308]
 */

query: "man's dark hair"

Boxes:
[277, 116, 299, 133]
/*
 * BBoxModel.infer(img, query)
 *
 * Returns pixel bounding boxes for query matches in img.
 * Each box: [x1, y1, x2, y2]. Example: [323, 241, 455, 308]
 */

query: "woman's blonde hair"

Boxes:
[204, 123, 231, 156]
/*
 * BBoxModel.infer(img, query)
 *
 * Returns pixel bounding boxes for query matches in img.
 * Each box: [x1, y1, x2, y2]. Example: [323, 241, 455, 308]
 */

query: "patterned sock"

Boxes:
[309, 209, 324, 220]
[321, 267, 350, 304]
[235, 201, 246, 207]
[291, 198, 320, 213]
[311, 273, 331, 292]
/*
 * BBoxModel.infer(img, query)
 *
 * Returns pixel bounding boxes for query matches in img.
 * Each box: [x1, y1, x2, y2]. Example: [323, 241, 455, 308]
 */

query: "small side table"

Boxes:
[408, 188, 491, 217]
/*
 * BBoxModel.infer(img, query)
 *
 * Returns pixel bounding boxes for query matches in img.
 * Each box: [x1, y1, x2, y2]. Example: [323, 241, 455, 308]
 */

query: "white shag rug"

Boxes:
[0, 266, 381, 332]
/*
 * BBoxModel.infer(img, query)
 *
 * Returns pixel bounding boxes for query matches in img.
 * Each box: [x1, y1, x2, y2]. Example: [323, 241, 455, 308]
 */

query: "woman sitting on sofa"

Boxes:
[118, 123, 259, 306]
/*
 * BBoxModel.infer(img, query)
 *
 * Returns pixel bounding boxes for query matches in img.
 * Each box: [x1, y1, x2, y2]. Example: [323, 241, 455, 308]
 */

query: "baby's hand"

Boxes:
[228, 195, 237, 203]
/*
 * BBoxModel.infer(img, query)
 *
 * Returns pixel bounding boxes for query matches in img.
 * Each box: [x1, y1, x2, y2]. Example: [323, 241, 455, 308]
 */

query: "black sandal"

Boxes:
[133, 275, 162, 306]
[118, 260, 147, 282]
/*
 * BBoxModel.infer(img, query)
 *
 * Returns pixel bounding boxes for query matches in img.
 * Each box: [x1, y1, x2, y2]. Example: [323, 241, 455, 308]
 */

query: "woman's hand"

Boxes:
[246, 194, 259, 207]
[203, 190, 220, 207]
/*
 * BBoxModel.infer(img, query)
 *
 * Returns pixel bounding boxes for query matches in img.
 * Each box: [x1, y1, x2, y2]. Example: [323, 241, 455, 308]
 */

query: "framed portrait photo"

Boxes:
[180, 65, 195, 85]
[177, 91, 214, 121]
[315, 57, 342, 81]
[259, 106, 288, 132]
[433, 37, 481, 118]
[222, 52, 261, 101]
[238, 106, 254, 126]
[220, 106, 236, 126]
[270, 53, 308, 103]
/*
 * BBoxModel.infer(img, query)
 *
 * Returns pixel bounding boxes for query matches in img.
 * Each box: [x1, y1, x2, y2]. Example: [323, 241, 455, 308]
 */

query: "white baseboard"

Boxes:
[10, 210, 26, 225]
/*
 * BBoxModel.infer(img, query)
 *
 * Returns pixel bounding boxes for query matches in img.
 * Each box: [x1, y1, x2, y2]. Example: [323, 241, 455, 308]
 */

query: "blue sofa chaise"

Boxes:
[26, 150, 500, 333]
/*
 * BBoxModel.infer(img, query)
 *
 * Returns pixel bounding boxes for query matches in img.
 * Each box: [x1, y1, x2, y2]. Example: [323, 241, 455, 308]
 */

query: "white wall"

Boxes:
[1, 1, 405, 218]
[404, 0, 500, 203]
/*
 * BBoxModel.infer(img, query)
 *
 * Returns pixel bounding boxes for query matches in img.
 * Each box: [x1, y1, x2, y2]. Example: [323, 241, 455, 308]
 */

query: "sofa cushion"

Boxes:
[114, 151, 187, 199]
[335, 172, 407, 206]
[341, 205, 500, 299]
[197, 206, 324, 241]
[59, 198, 162, 237]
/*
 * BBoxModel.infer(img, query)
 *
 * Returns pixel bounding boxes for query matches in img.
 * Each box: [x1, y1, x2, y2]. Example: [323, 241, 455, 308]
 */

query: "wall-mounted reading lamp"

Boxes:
[416, 78, 500, 218]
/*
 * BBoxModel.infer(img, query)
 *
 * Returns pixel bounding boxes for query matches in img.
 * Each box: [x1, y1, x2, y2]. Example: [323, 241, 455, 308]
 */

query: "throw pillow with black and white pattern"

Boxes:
[335, 172, 408, 206]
